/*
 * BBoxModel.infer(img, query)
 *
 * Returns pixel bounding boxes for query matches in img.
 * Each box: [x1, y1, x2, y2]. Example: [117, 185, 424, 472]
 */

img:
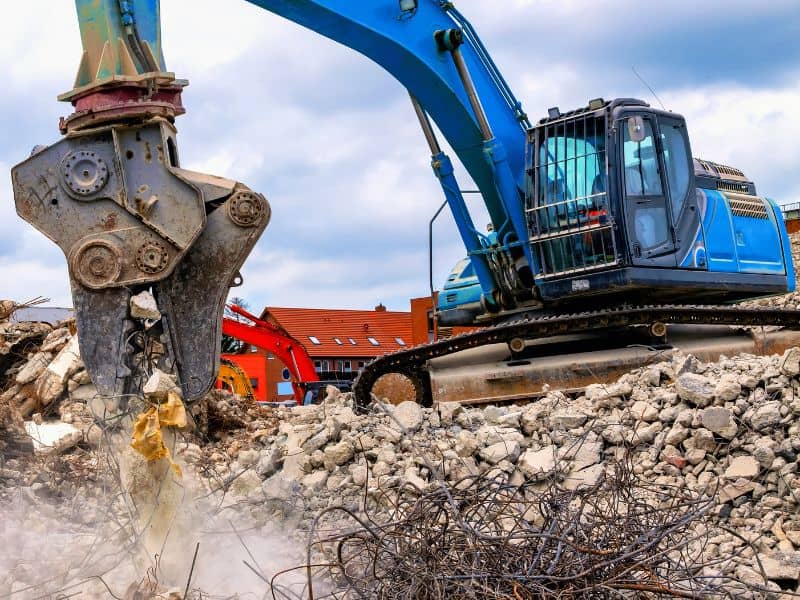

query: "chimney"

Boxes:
[375, 303, 387, 312]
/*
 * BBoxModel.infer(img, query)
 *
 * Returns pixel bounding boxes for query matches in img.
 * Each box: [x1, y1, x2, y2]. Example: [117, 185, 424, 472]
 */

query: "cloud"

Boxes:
[0, 0, 796, 314]
[662, 80, 800, 202]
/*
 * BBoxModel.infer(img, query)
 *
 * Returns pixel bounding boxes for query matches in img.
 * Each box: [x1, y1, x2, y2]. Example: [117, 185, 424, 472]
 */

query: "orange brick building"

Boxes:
[229, 304, 414, 402]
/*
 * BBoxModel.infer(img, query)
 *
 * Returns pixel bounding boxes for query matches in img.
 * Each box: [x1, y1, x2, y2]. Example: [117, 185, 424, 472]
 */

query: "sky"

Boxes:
[1, 0, 798, 312]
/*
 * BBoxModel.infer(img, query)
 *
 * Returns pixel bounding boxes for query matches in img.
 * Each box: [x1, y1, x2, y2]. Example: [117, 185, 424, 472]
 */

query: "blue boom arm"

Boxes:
[241, 0, 535, 305]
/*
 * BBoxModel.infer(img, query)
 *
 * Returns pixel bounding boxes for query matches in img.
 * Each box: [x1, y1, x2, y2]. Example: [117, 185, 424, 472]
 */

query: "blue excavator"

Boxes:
[11, 0, 797, 407]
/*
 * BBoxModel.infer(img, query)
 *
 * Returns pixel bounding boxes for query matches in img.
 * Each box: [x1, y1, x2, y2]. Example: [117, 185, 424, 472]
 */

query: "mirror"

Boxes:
[627, 116, 646, 143]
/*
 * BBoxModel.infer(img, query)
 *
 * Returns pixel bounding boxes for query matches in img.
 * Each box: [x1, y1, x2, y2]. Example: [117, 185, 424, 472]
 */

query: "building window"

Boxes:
[395, 337, 407, 346]
[333, 337, 343, 345]
[267, 352, 275, 360]
[341, 360, 352, 373]
[249, 378, 259, 390]
[367, 337, 380, 346]
[308, 336, 321, 345]
[348, 338, 357, 345]
[358, 361, 366, 371]
[314, 360, 321, 372]
[250, 345, 258, 353]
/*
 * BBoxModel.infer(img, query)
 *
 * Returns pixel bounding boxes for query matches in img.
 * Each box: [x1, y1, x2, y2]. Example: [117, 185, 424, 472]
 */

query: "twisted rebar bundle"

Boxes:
[273, 450, 777, 600]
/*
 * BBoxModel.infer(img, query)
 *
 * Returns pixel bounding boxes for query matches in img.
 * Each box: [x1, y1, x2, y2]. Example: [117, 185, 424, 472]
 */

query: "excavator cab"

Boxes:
[525, 98, 793, 306]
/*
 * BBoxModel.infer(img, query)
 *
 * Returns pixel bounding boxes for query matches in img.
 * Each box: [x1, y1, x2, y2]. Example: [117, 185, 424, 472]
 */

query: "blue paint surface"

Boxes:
[700, 189, 788, 276]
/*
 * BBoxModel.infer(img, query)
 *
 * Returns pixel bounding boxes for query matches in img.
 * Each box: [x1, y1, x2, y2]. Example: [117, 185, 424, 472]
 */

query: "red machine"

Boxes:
[220, 305, 319, 404]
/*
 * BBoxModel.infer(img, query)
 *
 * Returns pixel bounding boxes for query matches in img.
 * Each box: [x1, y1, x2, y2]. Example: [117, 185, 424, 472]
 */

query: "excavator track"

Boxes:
[353, 305, 800, 408]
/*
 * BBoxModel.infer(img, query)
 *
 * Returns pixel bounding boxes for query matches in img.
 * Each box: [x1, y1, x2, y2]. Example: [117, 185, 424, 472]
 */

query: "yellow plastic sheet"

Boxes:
[130, 391, 187, 476]
[158, 392, 187, 428]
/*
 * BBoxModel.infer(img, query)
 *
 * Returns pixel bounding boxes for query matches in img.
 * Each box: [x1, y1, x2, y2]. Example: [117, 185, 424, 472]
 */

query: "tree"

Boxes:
[221, 296, 249, 353]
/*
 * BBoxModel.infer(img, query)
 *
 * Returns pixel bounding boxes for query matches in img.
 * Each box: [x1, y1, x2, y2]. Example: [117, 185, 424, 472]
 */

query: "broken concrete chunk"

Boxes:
[686, 428, 717, 452]
[130, 290, 161, 321]
[750, 401, 782, 432]
[701, 407, 737, 440]
[519, 447, 557, 479]
[718, 479, 754, 503]
[675, 373, 715, 407]
[479, 441, 521, 465]
[438, 401, 463, 426]
[724, 456, 760, 480]
[562, 464, 604, 491]
[585, 381, 632, 402]
[34, 336, 83, 405]
[780, 347, 800, 378]
[630, 400, 659, 423]
[323, 440, 354, 470]
[391, 401, 424, 432]
[256, 447, 282, 478]
[0, 299, 15, 321]
[24, 420, 82, 453]
[455, 430, 478, 458]
[752, 438, 776, 469]
[559, 433, 602, 471]
[15, 352, 52, 385]
[550, 409, 588, 429]
[757, 552, 800, 581]
[143, 369, 180, 401]
[323, 385, 342, 404]
[714, 374, 742, 402]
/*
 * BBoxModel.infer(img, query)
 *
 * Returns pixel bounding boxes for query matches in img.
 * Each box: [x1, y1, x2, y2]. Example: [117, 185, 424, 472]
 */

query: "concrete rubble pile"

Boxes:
[192, 346, 800, 594]
[1, 234, 800, 596]
[1, 313, 90, 414]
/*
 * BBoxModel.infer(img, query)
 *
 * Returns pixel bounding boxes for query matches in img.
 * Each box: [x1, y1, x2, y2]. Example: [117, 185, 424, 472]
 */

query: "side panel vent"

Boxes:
[727, 192, 769, 220]
[718, 180, 752, 195]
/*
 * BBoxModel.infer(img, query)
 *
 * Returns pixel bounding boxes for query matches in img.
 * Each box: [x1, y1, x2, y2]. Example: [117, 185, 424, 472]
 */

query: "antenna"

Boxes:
[632, 66, 665, 110]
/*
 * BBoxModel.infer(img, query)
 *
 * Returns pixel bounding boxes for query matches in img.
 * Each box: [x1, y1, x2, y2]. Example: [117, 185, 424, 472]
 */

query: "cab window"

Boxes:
[659, 121, 691, 221]
[623, 119, 662, 197]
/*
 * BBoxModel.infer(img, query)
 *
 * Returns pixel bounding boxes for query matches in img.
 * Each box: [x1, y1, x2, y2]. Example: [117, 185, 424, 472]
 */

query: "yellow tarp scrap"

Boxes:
[131, 408, 169, 461]
[131, 391, 187, 476]
[158, 391, 187, 428]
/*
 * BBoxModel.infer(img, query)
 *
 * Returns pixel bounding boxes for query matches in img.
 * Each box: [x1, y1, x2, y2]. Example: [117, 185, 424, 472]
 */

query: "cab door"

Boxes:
[620, 115, 676, 266]
[656, 116, 705, 270]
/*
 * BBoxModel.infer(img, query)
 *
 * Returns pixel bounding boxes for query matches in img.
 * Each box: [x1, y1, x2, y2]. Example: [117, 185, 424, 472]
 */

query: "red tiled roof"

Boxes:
[260, 307, 413, 358]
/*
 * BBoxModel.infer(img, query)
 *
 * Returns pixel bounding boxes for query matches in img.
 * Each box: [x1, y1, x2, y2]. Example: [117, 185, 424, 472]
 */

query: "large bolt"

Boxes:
[136, 241, 169, 274]
[71, 239, 121, 289]
[508, 337, 526, 354]
[227, 190, 268, 227]
[61, 150, 109, 197]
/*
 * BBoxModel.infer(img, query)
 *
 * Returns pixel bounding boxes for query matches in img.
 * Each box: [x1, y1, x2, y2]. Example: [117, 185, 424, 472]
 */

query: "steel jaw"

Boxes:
[11, 118, 269, 402]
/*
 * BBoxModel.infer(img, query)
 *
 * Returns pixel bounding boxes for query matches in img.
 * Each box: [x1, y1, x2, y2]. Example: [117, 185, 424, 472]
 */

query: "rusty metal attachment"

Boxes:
[227, 190, 268, 228]
[12, 119, 270, 400]
[11, 1, 270, 401]
[13, 120, 205, 290]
